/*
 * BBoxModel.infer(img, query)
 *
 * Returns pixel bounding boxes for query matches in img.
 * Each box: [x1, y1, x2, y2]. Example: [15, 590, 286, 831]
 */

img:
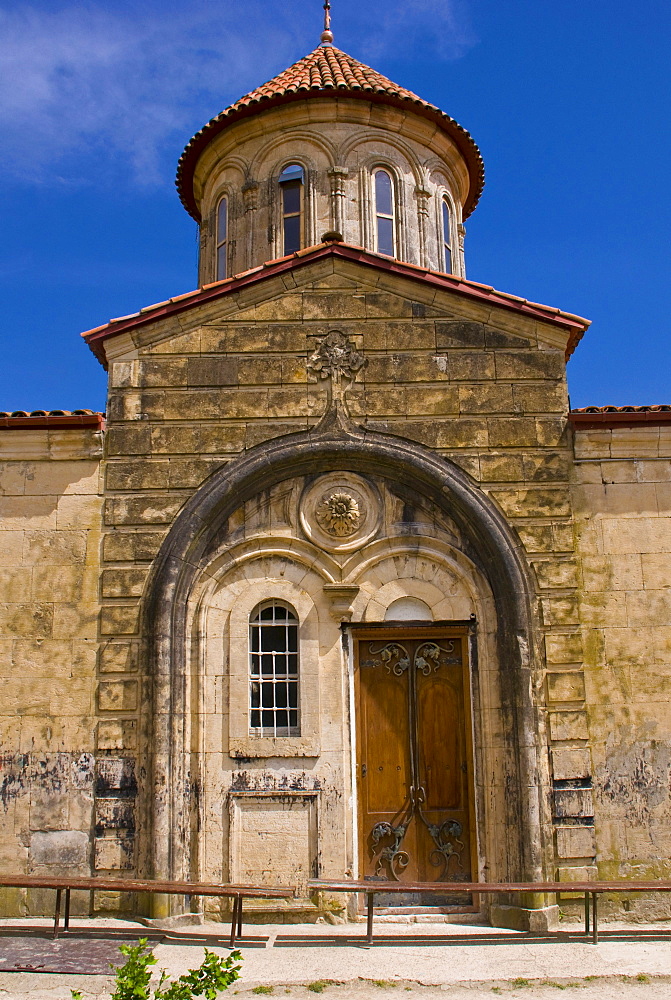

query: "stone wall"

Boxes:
[0, 426, 102, 915]
[572, 421, 671, 917]
[101, 253, 582, 899]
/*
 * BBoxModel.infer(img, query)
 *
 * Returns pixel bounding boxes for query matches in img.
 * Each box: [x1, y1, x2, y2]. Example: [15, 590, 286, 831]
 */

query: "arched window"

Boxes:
[216, 196, 228, 280]
[374, 169, 395, 257]
[279, 164, 304, 255]
[249, 600, 300, 736]
[442, 198, 452, 274]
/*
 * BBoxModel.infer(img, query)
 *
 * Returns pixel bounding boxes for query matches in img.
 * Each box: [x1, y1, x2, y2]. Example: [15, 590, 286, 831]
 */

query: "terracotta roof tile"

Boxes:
[176, 46, 484, 222]
[0, 410, 105, 430]
[82, 241, 590, 367]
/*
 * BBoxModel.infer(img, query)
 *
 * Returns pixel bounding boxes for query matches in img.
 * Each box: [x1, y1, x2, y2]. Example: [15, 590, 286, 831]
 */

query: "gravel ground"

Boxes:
[0, 918, 669, 1000]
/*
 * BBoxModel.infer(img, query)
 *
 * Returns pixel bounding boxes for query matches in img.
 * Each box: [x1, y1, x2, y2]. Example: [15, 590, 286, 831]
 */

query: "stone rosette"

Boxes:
[300, 474, 381, 552]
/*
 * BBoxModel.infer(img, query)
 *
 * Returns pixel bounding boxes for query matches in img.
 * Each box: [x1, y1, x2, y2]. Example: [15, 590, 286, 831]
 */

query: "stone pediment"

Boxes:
[82, 242, 590, 368]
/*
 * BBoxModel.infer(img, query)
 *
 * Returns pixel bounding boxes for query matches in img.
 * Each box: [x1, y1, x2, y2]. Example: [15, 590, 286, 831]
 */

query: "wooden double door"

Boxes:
[355, 627, 475, 906]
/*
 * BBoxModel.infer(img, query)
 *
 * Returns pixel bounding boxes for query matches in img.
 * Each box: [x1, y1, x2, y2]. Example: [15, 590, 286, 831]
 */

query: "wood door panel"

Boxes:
[356, 629, 474, 906]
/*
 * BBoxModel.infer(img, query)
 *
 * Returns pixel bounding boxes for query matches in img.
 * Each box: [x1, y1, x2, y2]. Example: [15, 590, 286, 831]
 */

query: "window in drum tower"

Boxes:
[216, 196, 228, 279]
[374, 169, 395, 257]
[279, 164, 304, 255]
[249, 601, 300, 737]
[442, 198, 452, 274]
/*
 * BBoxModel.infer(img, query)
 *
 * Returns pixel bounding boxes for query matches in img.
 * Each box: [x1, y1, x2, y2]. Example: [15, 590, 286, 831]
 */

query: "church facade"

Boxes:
[1, 39, 671, 931]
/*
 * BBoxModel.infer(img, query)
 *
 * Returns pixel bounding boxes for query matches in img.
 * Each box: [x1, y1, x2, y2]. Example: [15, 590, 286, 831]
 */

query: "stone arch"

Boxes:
[141, 421, 546, 891]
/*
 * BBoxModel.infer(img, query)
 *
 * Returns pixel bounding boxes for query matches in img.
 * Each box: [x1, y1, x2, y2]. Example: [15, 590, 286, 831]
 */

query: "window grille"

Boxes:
[216, 196, 228, 279]
[442, 198, 452, 274]
[279, 164, 304, 255]
[374, 169, 395, 257]
[249, 601, 300, 736]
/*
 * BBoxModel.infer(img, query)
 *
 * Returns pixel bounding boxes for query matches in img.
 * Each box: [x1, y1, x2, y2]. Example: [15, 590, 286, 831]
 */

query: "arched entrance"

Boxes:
[140, 421, 550, 914]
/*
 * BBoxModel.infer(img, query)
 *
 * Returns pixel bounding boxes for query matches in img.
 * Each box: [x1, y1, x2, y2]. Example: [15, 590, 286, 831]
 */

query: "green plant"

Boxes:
[307, 982, 330, 994]
[511, 979, 531, 989]
[71, 938, 242, 1000]
[636, 974, 650, 983]
[373, 982, 396, 989]
[252, 989, 274, 996]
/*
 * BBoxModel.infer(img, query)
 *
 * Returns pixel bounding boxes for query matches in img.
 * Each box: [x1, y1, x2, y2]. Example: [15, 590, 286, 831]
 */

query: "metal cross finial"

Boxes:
[321, 0, 334, 45]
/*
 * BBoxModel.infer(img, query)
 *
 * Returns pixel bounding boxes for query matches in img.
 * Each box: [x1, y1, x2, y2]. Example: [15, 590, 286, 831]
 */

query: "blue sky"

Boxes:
[0, 0, 669, 412]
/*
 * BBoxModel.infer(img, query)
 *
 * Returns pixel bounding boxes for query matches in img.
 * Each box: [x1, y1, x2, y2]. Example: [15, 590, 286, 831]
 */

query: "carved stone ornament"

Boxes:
[307, 330, 365, 383]
[300, 474, 381, 553]
[315, 490, 361, 537]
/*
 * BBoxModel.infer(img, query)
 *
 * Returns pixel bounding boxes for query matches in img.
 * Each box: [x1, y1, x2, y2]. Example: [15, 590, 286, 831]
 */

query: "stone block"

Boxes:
[303, 292, 366, 321]
[434, 419, 488, 449]
[405, 385, 459, 416]
[555, 826, 596, 858]
[523, 452, 570, 482]
[488, 418, 538, 448]
[547, 671, 586, 703]
[479, 453, 525, 482]
[97, 719, 138, 751]
[30, 830, 88, 867]
[602, 516, 671, 555]
[551, 748, 592, 780]
[139, 359, 187, 388]
[435, 320, 485, 349]
[626, 589, 671, 627]
[187, 357, 238, 387]
[98, 680, 138, 712]
[553, 789, 594, 819]
[106, 426, 151, 456]
[484, 326, 535, 349]
[557, 865, 598, 887]
[94, 836, 134, 871]
[22, 530, 87, 567]
[549, 711, 589, 741]
[446, 352, 495, 381]
[495, 350, 564, 381]
[245, 423, 305, 448]
[0, 603, 53, 639]
[150, 424, 246, 454]
[29, 791, 69, 832]
[492, 488, 571, 518]
[0, 568, 31, 602]
[99, 605, 139, 636]
[95, 799, 135, 832]
[641, 552, 671, 590]
[515, 524, 555, 553]
[56, 495, 102, 531]
[458, 384, 514, 414]
[104, 495, 185, 527]
[96, 757, 137, 797]
[538, 579, 580, 623]
[364, 291, 413, 318]
[572, 429, 612, 461]
[32, 566, 86, 603]
[101, 568, 148, 599]
[513, 383, 568, 414]
[106, 462, 170, 491]
[103, 531, 165, 563]
[533, 559, 579, 589]
[545, 633, 584, 664]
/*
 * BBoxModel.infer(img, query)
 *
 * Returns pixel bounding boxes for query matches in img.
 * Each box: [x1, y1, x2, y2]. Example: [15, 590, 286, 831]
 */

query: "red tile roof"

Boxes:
[0, 410, 105, 430]
[570, 406, 671, 428]
[176, 46, 484, 222]
[82, 240, 589, 367]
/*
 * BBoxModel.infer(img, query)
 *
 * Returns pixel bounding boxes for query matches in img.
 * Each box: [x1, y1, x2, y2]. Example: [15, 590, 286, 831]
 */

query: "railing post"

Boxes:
[366, 893, 375, 945]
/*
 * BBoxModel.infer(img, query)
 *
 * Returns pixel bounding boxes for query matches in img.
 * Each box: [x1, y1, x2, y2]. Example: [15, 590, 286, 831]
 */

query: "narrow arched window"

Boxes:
[249, 601, 300, 736]
[216, 196, 228, 279]
[374, 169, 395, 257]
[442, 198, 452, 274]
[279, 164, 304, 255]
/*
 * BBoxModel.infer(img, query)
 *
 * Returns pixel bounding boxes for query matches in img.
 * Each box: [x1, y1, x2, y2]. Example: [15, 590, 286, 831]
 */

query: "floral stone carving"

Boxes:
[307, 330, 365, 383]
[315, 491, 361, 537]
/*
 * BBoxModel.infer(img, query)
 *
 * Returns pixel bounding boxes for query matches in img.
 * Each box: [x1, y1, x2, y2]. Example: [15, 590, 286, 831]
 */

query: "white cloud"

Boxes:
[0, 0, 474, 187]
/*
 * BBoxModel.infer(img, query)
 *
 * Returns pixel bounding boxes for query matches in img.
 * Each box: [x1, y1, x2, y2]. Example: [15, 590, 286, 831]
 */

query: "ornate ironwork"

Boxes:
[413, 786, 466, 880]
[370, 819, 411, 880]
[367, 642, 411, 675]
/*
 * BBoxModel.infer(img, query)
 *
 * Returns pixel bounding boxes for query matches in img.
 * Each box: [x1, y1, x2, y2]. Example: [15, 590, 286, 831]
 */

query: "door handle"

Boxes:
[361, 763, 367, 778]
